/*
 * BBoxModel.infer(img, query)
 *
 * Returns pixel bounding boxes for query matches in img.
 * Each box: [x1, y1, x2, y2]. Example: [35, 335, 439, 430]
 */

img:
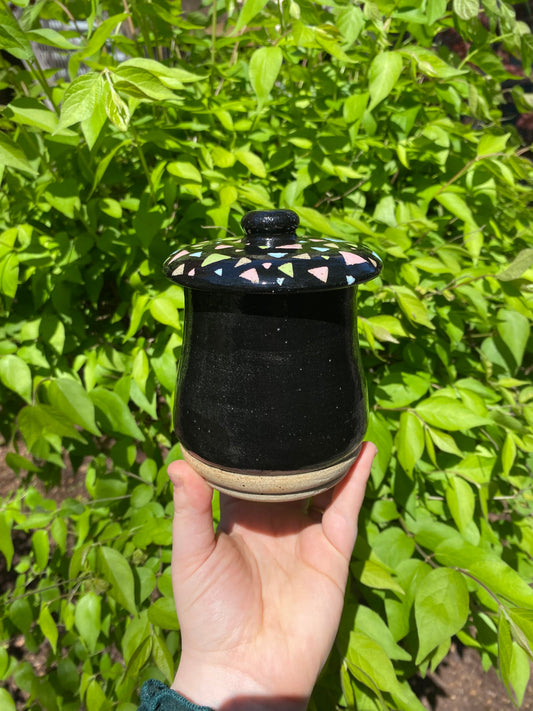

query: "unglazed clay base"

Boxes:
[181, 445, 361, 502]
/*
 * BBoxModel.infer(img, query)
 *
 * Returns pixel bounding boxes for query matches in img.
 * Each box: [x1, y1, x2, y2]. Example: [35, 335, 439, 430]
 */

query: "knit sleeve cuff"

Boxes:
[138, 679, 214, 711]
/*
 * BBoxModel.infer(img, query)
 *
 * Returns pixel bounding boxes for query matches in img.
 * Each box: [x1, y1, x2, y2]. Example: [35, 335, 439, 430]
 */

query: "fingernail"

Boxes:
[168, 468, 183, 489]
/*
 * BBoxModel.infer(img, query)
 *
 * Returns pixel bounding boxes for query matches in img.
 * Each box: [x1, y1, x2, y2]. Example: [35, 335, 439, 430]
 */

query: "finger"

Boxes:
[168, 459, 216, 578]
[308, 489, 334, 514]
[321, 442, 377, 560]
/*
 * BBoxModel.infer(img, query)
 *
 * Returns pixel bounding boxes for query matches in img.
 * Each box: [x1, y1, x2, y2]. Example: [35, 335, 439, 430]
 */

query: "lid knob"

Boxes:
[242, 210, 299, 252]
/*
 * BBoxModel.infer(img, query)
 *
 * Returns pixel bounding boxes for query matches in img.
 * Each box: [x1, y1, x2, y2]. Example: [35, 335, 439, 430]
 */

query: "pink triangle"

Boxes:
[168, 249, 189, 263]
[340, 251, 366, 265]
[308, 266, 329, 283]
[240, 268, 260, 283]
[262, 262, 272, 269]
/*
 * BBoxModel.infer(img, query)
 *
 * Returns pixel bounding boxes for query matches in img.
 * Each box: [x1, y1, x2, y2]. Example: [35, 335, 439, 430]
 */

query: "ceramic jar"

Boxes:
[163, 209, 382, 501]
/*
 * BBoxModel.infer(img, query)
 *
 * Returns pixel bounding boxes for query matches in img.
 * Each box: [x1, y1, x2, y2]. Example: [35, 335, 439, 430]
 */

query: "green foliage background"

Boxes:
[1, 0, 533, 708]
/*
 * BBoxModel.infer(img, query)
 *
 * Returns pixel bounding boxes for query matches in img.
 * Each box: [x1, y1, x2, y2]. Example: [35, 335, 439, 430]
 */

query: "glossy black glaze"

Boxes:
[175, 288, 367, 473]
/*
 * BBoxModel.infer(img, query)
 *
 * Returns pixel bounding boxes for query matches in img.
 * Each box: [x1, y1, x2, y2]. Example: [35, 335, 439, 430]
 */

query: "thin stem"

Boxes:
[7, 575, 91, 603]
[455, 568, 503, 608]
[130, 127, 156, 203]
[211, 0, 218, 70]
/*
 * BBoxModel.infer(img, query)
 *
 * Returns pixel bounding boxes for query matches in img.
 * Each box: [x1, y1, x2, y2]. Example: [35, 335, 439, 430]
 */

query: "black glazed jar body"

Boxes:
[176, 287, 366, 496]
[164, 209, 382, 501]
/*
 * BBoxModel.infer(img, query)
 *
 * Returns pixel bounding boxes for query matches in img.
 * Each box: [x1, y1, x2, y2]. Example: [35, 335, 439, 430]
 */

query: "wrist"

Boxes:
[172, 655, 308, 711]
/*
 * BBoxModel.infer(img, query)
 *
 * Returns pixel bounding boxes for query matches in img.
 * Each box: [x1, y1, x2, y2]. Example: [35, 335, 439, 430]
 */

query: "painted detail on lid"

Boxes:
[163, 210, 382, 293]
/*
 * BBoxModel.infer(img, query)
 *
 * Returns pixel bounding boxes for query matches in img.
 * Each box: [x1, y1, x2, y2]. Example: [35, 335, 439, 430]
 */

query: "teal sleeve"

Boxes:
[138, 680, 214, 711]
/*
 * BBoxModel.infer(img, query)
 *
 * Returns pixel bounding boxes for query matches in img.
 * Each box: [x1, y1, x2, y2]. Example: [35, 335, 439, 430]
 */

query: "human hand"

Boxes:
[168, 442, 377, 711]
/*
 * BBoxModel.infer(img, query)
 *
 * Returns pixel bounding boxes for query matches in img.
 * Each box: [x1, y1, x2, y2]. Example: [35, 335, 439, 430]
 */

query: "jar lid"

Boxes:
[163, 209, 382, 293]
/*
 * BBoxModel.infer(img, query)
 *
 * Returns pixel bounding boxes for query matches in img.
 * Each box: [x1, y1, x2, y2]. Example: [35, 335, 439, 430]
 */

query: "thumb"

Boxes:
[169, 459, 216, 578]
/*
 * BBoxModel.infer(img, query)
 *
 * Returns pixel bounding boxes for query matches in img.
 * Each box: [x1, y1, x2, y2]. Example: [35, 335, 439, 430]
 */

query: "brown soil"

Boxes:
[411, 642, 533, 710]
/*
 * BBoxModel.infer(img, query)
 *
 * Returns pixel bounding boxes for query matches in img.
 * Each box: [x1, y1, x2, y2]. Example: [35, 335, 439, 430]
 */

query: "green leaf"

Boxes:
[346, 631, 402, 694]
[39, 313, 66, 354]
[249, 46, 283, 105]
[415, 395, 491, 431]
[353, 605, 411, 661]
[343, 93, 369, 124]
[235, 149, 267, 178]
[0, 253, 19, 299]
[234, 0, 270, 32]
[0, 689, 16, 711]
[98, 546, 136, 615]
[86, 679, 107, 710]
[5, 98, 59, 133]
[499, 614, 531, 706]
[0, 354, 32, 403]
[152, 633, 175, 682]
[149, 296, 181, 329]
[89, 139, 130, 196]
[427, 427, 462, 456]
[445, 477, 475, 534]
[501, 433, 517, 476]
[396, 411, 424, 476]
[32, 529, 49, 572]
[368, 52, 403, 111]
[427, 0, 447, 24]
[43, 180, 81, 219]
[366, 412, 393, 488]
[373, 528, 416, 572]
[435, 539, 533, 608]
[26, 28, 79, 50]
[0, 20, 33, 60]
[352, 559, 405, 596]
[38, 604, 58, 653]
[81, 12, 130, 57]
[375, 372, 430, 408]
[48, 378, 101, 435]
[105, 83, 131, 131]
[56, 73, 102, 131]
[294, 207, 345, 238]
[118, 58, 204, 86]
[113, 66, 178, 101]
[401, 46, 467, 78]
[508, 608, 533, 658]
[125, 635, 152, 677]
[453, 0, 480, 21]
[497, 248, 533, 281]
[0, 133, 37, 175]
[123, 612, 150, 665]
[81, 81, 107, 150]
[147, 597, 180, 630]
[496, 308, 530, 371]
[477, 133, 510, 156]
[75, 593, 101, 654]
[18, 403, 85, 447]
[435, 190, 475, 224]
[89, 388, 145, 440]
[0, 513, 14, 569]
[392, 286, 435, 329]
[336, 6, 364, 45]
[414, 567, 469, 662]
[167, 161, 202, 183]
[9, 598, 33, 634]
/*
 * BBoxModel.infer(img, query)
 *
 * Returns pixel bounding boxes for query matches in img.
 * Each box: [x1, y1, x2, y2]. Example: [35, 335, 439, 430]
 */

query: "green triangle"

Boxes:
[278, 263, 294, 277]
[201, 253, 231, 267]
